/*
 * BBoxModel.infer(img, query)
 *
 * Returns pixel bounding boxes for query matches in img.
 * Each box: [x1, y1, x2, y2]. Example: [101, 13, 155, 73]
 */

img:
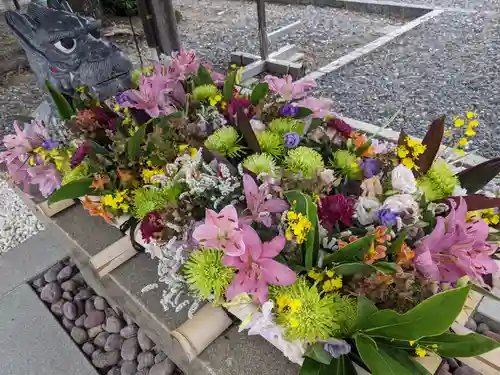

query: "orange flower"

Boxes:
[364, 240, 387, 265]
[82, 196, 113, 223]
[337, 239, 348, 248]
[90, 175, 110, 191]
[351, 132, 374, 157]
[348, 235, 359, 243]
[117, 168, 134, 183]
[374, 226, 391, 245]
[396, 242, 415, 266]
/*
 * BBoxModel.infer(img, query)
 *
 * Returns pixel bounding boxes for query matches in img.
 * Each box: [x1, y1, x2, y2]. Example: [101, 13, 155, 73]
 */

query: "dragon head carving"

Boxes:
[5, 0, 132, 99]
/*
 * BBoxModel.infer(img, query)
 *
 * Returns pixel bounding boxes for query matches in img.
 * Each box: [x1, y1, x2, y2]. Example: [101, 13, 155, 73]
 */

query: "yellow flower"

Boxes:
[405, 136, 418, 148]
[101, 194, 117, 209]
[454, 118, 465, 128]
[231, 64, 237, 69]
[114, 104, 120, 111]
[288, 299, 302, 313]
[286, 210, 312, 244]
[444, 129, 451, 136]
[285, 227, 293, 241]
[289, 317, 299, 328]
[491, 215, 499, 225]
[465, 128, 476, 137]
[326, 270, 334, 278]
[468, 119, 479, 128]
[458, 138, 469, 146]
[454, 148, 465, 156]
[276, 295, 291, 312]
[308, 269, 323, 282]
[402, 157, 416, 169]
[215, 94, 222, 102]
[322, 277, 343, 292]
[412, 143, 427, 156]
[123, 107, 130, 114]
[397, 146, 409, 158]
[466, 111, 477, 119]
[415, 347, 426, 357]
[409, 341, 415, 346]
[431, 344, 438, 349]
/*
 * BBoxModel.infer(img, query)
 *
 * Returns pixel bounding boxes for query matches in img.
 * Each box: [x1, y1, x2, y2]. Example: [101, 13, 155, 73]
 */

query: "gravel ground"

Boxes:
[173, 0, 404, 71]
[374, 0, 500, 10]
[315, 10, 500, 159]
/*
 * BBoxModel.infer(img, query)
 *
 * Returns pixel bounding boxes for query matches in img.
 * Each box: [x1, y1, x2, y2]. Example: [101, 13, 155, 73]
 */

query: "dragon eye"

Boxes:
[54, 38, 76, 53]
[89, 29, 101, 39]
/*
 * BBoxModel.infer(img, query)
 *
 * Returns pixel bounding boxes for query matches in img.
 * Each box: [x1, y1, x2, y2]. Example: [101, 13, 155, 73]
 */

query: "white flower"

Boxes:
[453, 185, 468, 196]
[382, 194, 419, 215]
[391, 164, 417, 194]
[250, 119, 266, 132]
[355, 197, 381, 225]
[361, 176, 383, 197]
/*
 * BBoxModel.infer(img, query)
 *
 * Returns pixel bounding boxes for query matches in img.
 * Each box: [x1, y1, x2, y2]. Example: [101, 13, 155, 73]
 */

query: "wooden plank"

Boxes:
[89, 236, 138, 277]
[37, 199, 75, 217]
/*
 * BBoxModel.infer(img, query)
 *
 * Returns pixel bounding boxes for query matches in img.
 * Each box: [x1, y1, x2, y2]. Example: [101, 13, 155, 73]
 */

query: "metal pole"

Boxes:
[256, 0, 268, 61]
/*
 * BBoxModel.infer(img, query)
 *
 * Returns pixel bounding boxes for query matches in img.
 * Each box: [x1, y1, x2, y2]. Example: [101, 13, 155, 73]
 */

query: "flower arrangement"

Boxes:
[2, 49, 500, 375]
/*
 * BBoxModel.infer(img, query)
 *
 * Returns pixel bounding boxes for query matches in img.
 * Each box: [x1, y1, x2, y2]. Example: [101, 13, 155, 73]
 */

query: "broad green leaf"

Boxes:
[323, 235, 374, 265]
[299, 357, 322, 375]
[319, 355, 357, 375]
[332, 263, 375, 277]
[48, 178, 93, 204]
[389, 230, 406, 254]
[195, 65, 214, 86]
[250, 82, 269, 105]
[127, 125, 146, 161]
[284, 190, 319, 269]
[45, 80, 74, 120]
[418, 332, 500, 358]
[372, 262, 397, 274]
[355, 296, 378, 329]
[296, 107, 313, 118]
[355, 335, 430, 375]
[223, 71, 236, 101]
[88, 140, 110, 156]
[152, 111, 184, 127]
[360, 285, 471, 340]
[305, 343, 332, 365]
[377, 341, 432, 375]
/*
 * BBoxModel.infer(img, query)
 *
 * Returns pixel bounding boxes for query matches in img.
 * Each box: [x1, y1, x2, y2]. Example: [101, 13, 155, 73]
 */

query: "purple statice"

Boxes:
[115, 92, 128, 105]
[42, 139, 59, 150]
[359, 158, 380, 178]
[323, 339, 351, 359]
[70, 142, 91, 169]
[376, 208, 399, 228]
[284, 132, 300, 148]
[280, 104, 299, 117]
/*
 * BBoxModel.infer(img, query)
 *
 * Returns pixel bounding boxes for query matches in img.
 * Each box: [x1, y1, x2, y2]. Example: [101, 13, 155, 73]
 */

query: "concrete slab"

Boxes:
[0, 226, 67, 298]
[475, 289, 500, 333]
[0, 284, 98, 375]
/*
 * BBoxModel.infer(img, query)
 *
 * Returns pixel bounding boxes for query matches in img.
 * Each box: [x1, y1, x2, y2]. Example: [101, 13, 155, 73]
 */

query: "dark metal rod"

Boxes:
[256, 0, 268, 61]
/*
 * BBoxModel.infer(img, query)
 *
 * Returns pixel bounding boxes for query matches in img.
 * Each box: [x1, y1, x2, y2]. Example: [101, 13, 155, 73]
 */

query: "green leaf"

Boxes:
[372, 262, 397, 274]
[355, 335, 431, 375]
[299, 357, 322, 375]
[88, 140, 110, 156]
[457, 156, 500, 193]
[389, 230, 406, 254]
[323, 235, 374, 265]
[48, 178, 93, 204]
[418, 332, 500, 357]
[250, 82, 269, 105]
[320, 355, 357, 375]
[223, 71, 236, 101]
[332, 263, 376, 277]
[296, 107, 314, 118]
[45, 80, 75, 120]
[355, 140, 372, 157]
[127, 125, 146, 161]
[360, 285, 471, 340]
[195, 65, 214, 86]
[284, 190, 319, 269]
[355, 296, 378, 329]
[305, 343, 332, 365]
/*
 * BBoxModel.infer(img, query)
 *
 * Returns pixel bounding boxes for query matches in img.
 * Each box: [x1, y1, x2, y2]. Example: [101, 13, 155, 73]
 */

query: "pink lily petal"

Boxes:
[242, 225, 262, 260]
[243, 174, 261, 214]
[192, 223, 218, 244]
[226, 271, 257, 301]
[258, 258, 297, 286]
[261, 235, 286, 259]
[223, 232, 246, 256]
[253, 278, 270, 304]
[261, 198, 289, 213]
[214, 205, 240, 231]
[222, 254, 245, 268]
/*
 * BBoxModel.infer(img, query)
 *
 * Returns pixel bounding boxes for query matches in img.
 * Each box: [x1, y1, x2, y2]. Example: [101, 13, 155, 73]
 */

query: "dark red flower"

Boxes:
[327, 118, 353, 138]
[140, 211, 165, 243]
[227, 98, 254, 124]
[318, 194, 355, 229]
[70, 142, 91, 169]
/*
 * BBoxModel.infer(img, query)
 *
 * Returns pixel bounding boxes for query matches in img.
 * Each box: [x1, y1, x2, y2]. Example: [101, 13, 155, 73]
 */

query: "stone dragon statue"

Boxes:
[5, 0, 132, 99]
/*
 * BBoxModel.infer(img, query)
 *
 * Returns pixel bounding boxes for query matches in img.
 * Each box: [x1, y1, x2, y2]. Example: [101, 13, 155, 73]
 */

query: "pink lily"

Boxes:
[296, 96, 334, 119]
[264, 74, 316, 101]
[27, 164, 62, 198]
[414, 198, 498, 284]
[223, 225, 297, 303]
[192, 205, 245, 256]
[2, 120, 47, 158]
[240, 174, 289, 227]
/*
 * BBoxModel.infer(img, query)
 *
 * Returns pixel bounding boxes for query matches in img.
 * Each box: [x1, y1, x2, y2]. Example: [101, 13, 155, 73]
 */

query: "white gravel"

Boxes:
[0, 178, 44, 254]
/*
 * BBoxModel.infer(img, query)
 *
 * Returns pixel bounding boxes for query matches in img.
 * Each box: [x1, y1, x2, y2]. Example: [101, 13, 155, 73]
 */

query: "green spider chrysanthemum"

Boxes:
[132, 184, 181, 219]
[242, 153, 277, 176]
[274, 277, 357, 342]
[418, 159, 459, 202]
[331, 149, 362, 180]
[284, 146, 324, 178]
[183, 248, 235, 301]
[269, 118, 305, 136]
[62, 163, 89, 185]
[256, 130, 285, 158]
[193, 84, 220, 101]
[204, 126, 245, 158]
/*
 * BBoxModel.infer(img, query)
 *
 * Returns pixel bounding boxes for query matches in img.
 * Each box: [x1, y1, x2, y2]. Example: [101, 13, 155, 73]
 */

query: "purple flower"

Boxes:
[42, 139, 59, 150]
[115, 92, 128, 105]
[284, 132, 300, 149]
[70, 142, 91, 169]
[359, 158, 380, 178]
[323, 339, 351, 359]
[280, 104, 299, 117]
[376, 208, 399, 227]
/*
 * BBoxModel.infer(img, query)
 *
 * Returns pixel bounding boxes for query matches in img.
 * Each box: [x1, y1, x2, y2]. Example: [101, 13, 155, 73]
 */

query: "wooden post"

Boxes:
[147, 0, 180, 55]
[256, 0, 269, 61]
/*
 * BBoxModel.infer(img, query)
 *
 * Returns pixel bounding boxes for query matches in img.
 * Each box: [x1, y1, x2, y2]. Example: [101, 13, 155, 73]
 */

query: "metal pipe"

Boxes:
[256, 0, 268, 61]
